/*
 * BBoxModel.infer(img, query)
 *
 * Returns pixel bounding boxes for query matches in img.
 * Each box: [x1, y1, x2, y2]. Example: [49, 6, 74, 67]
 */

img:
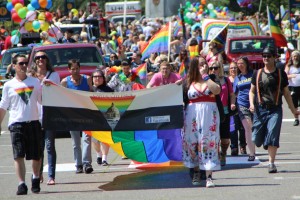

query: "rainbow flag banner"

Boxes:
[267, 6, 287, 47]
[208, 23, 229, 53]
[141, 23, 170, 60]
[42, 83, 183, 163]
[178, 62, 186, 78]
[132, 63, 147, 80]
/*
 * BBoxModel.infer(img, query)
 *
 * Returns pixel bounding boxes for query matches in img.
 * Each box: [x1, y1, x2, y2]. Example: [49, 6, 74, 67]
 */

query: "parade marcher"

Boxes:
[58, 29, 76, 43]
[146, 61, 181, 88]
[0, 54, 42, 195]
[209, 61, 236, 166]
[285, 50, 300, 126]
[29, 51, 60, 185]
[91, 70, 113, 166]
[234, 56, 256, 161]
[228, 61, 246, 156]
[249, 47, 300, 173]
[61, 59, 94, 174]
[204, 41, 224, 67]
[182, 56, 221, 188]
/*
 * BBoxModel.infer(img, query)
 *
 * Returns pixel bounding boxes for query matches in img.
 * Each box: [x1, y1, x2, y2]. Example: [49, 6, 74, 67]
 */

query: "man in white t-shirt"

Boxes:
[0, 54, 42, 195]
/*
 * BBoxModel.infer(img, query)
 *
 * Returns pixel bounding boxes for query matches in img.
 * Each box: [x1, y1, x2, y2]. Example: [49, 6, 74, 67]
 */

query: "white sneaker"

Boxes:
[206, 178, 215, 188]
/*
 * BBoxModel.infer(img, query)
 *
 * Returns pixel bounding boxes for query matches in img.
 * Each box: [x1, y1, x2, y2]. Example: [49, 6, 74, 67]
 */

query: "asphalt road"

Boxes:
[0, 102, 299, 200]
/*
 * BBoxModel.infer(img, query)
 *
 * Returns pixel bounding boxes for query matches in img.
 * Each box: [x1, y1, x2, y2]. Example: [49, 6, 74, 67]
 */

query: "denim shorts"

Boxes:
[9, 121, 42, 160]
[238, 105, 253, 121]
[252, 105, 282, 148]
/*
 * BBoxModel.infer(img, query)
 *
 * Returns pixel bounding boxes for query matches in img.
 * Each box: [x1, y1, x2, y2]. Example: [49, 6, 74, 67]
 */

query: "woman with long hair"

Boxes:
[234, 56, 256, 161]
[91, 70, 113, 166]
[209, 61, 236, 166]
[182, 56, 221, 188]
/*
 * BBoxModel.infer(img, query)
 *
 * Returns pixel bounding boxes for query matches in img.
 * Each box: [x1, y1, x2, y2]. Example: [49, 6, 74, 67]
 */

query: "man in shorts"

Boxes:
[0, 54, 42, 195]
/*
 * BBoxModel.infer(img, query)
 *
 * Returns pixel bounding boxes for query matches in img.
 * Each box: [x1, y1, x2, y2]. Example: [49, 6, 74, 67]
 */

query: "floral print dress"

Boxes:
[182, 83, 221, 171]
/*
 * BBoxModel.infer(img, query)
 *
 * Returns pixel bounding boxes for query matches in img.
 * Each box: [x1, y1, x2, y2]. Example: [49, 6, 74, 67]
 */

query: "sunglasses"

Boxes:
[262, 54, 272, 58]
[230, 67, 237, 69]
[93, 75, 103, 78]
[209, 66, 219, 70]
[17, 62, 28, 66]
[35, 55, 47, 60]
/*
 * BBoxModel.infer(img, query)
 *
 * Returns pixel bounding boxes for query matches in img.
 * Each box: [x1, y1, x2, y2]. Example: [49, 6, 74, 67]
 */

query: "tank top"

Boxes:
[66, 75, 90, 91]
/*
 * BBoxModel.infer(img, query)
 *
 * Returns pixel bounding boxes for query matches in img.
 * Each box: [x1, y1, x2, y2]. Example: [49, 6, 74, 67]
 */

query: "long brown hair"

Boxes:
[186, 56, 207, 90]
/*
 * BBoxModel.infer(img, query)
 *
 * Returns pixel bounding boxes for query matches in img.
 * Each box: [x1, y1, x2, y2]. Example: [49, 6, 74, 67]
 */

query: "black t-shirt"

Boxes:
[251, 68, 288, 106]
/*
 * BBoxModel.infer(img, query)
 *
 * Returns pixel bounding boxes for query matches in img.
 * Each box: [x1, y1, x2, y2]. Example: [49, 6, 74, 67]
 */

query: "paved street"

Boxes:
[0, 102, 300, 200]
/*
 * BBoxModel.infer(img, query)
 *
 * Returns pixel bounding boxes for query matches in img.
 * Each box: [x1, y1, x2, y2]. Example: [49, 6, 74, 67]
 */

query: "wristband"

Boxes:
[202, 74, 210, 81]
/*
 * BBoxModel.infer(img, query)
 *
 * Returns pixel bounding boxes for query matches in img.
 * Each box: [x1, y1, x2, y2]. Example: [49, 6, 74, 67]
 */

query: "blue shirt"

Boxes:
[66, 75, 90, 91]
[233, 71, 253, 108]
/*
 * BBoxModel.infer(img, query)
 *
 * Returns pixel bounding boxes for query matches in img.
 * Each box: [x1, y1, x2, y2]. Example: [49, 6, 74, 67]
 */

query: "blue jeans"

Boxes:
[230, 114, 246, 149]
[70, 131, 92, 167]
[252, 105, 282, 148]
[41, 130, 56, 179]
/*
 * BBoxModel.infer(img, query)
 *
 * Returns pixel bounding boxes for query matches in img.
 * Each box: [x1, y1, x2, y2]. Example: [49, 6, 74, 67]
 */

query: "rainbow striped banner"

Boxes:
[132, 63, 147, 80]
[141, 23, 170, 60]
[178, 62, 186, 78]
[267, 6, 287, 47]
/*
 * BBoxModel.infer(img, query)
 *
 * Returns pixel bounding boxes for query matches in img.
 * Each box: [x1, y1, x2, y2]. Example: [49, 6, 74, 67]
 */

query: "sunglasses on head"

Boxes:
[209, 66, 219, 70]
[262, 54, 272, 58]
[35, 55, 47, 60]
[17, 62, 28, 66]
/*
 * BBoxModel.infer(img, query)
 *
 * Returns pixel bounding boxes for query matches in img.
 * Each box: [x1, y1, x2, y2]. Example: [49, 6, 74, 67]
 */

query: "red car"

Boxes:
[28, 43, 105, 79]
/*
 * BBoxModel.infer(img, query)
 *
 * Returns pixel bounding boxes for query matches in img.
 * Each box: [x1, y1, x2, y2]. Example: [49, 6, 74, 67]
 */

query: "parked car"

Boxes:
[0, 46, 32, 98]
[28, 43, 106, 79]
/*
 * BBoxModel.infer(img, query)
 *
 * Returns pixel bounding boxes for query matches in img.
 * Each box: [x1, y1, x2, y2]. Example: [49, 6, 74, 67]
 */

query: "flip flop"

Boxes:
[47, 179, 55, 185]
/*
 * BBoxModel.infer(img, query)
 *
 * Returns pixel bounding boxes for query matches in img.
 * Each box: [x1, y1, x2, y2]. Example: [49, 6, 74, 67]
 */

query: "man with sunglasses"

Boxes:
[0, 54, 43, 195]
[249, 47, 300, 173]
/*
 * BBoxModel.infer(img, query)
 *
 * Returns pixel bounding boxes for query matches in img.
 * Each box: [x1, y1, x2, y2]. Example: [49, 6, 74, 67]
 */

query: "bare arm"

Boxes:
[61, 78, 67, 88]
[0, 108, 6, 132]
[206, 79, 221, 95]
[249, 83, 256, 113]
[87, 75, 93, 91]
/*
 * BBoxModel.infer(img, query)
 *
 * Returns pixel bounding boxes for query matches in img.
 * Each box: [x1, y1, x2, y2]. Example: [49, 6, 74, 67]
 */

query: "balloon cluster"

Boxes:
[180, 0, 229, 25]
[237, 0, 253, 8]
[6, 0, 53, 44]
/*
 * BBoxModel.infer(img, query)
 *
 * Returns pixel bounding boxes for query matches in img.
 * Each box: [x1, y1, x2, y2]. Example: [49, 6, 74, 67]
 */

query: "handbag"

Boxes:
[225, 77, 238, 116]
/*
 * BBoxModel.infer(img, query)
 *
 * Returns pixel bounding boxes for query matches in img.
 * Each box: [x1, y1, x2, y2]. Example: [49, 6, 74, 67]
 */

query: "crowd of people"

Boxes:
[0, 6, 300, 195]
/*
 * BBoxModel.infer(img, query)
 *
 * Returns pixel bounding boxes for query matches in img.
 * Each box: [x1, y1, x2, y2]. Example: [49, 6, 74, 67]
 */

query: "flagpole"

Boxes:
[167, 21, 172, 62]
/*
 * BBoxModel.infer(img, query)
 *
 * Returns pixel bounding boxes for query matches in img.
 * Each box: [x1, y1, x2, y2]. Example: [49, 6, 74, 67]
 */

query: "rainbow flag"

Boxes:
[108, 66, 122, 74]
[132, 63, 147, 80]
[178, 62, 186, 78]
[267, 6, 287, 47]
[141, 23, 170, 60]
[42, 83, 183, 163]
[209, 23, 229, 53]
[173, 20, 183, 36]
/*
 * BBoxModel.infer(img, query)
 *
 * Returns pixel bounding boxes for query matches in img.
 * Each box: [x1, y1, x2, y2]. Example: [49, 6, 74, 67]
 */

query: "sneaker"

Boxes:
[206, 178, 215, 188]
[192, 171, 201, 186]
[293, 119, 299, 126]
[84, 164, 94, 174]
[220, 153, 226, 166]
[16, 183, 28, 195]
[248, 155, 255, 161]
[231, 148, 238, 156]
[268, 164, 277, 173]
[240, 147, 247, 155]
[31, 177, 41, 193]
[97, 157, 102, 165]
[76, 165, 83, 174]
[102, 160, 109, 166]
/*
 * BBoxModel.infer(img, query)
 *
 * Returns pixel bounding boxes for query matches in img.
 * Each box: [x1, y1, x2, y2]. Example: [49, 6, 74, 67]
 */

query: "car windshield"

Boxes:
[230, 39, 276, 53]
[37, 47, 103, 67]
[112, 16, 136, 24]
[1, 48, 32, 69]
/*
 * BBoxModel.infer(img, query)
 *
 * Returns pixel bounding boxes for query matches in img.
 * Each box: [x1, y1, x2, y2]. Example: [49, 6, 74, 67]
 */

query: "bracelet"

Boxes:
[202, 74, 210, 81]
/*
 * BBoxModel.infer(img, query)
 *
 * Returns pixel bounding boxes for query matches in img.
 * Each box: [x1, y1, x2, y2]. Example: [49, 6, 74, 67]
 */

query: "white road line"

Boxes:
[292, 195, 300, 199]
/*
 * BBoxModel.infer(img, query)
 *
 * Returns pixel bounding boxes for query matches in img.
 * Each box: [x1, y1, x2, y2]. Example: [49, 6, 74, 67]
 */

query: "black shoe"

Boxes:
[97, 157, 102, 165]
[293, 119, 299, 126]
[76, 165, 83, 174]
[248, 155, 255, 161]
[231, 148, 238, 156]
[268, 164, 277, 173]
[84, 164, 94, 174]
[16, 183, 28, 195]
[102, 160, 109, 166]
[31, 177, 41, 193]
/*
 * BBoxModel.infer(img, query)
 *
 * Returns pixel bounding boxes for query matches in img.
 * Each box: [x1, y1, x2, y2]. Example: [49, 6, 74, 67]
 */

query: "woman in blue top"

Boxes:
[233, 56, 256, 161]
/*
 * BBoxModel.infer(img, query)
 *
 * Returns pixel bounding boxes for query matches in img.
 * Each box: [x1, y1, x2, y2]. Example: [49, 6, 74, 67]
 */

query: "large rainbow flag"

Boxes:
[267, 6, 287, 47]
[42, 83, 183, 163]
[132, 63, 147, 80]
[208, 23, 229, 53]
[141, 23, 170, 60]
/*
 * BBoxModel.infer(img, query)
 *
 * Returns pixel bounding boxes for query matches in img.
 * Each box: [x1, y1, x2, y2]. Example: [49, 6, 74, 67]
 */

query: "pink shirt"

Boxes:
[220, 77, 233, 107]
[148, 72, 180, 87]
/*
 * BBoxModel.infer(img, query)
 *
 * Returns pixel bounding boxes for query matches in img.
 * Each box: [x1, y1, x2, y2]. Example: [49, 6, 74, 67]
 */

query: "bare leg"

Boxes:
[241, 118, 255, 156]
[100, 142, 110, 157]
[32, 159, 41, 177]
[268, 146, 278, 164]
[14, 158, 26, 183]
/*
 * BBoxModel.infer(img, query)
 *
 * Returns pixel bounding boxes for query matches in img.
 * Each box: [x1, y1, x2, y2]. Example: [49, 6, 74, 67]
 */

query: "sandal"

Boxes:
[47, 179, 55, 185]
[248, 155, 255, 161]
